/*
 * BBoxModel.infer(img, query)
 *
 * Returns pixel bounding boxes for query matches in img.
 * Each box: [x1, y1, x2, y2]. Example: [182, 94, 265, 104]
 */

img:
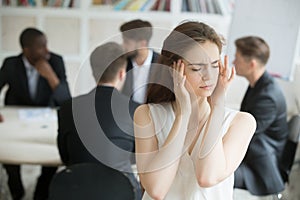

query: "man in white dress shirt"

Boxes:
[120, 19, 160, 104]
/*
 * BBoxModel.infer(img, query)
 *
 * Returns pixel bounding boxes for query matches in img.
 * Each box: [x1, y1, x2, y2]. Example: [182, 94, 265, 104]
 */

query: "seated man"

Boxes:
[57, 42, 141, 199]
[233, 36, 289, 195]
[0, 27, 71, 200]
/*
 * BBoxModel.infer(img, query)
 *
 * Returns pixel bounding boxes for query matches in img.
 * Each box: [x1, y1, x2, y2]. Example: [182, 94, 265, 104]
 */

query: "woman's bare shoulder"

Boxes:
[134, 104, 151, 124]
[232, 111, 256, 131]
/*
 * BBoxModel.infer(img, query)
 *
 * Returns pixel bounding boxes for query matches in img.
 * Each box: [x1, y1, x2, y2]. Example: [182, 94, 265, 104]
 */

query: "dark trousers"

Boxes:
[234, 165, 247, 189]
[125, 173, 142, 200]
[3, 164, 57, 200]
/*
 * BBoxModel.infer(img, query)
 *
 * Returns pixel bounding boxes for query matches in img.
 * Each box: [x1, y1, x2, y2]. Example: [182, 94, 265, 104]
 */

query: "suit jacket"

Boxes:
[237, 71, 288, 195]
[57, 86, 140, 173]
[122, 51, 160, 103]
[0, 53, 71, 107]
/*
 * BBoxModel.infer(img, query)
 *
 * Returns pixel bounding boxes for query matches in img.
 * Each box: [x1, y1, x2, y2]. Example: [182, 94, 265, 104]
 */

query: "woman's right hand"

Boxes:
[209, 55, 235, 107]
[172, 60, 191, 116]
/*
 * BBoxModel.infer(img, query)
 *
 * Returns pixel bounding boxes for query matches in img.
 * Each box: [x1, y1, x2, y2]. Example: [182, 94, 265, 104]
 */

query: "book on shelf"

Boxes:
[94, 0, 118, 5]
[62, 0, 71, 7]
[113, 0, 130, 10]
[206, 0, 216, 14]
[1, 0, 12, 6]
[188, 0, 197, 12]
[164, 0, 170, 11]
[46, 0, 58, 6]
[43, 0, 76, 7]
[122, 0, 135, 10]
[28, 0, 36, 6]
[181, 0, 234, 15]
[151, 0, 159, 10]
[127, 0, 147, 11]
[113, 0, 168, 12]
[182, 0, 206, 13]
[181, 0, 188, 11]
[199, 0, 207, 13]
[212, 0, 222, 14]
[92, 0, 102, 4]
[152, 0, 169, 11]
[1, 0, 36, 6]
[18, 0, 29, 6]
[157, 0, 165, 11]
[140, 0, 156, 11]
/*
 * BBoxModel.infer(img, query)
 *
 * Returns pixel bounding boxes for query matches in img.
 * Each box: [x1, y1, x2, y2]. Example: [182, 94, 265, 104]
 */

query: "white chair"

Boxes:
[275, 114, 300, 199]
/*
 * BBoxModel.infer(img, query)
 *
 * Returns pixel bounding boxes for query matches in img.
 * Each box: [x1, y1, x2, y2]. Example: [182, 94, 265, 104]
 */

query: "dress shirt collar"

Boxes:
[131, 49, 153, 69]
[22, 56, 34, 71]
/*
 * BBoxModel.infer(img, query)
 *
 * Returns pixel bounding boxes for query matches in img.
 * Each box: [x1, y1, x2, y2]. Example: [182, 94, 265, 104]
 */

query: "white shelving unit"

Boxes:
[0, 0, 232, 96]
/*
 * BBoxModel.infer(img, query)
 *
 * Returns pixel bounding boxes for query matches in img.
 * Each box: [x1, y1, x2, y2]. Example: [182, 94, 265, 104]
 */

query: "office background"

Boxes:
[0, 1, 299, 199]
[0, 0, 299, 117]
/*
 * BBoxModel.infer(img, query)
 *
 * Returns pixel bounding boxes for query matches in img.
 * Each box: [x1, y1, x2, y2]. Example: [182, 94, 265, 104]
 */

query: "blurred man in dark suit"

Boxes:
[0, 27, 71, 200]
[57, 42, 141, 199]
[233, 36, 288, 196]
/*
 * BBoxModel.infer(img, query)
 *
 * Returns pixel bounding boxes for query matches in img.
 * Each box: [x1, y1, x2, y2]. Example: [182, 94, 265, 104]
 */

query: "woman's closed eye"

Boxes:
[192, 67, 203, 71]
[191, 65, 218, 71]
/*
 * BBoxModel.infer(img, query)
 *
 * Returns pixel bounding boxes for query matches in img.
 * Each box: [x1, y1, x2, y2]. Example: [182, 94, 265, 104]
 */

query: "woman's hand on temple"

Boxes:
[173, 60, 191, 116]
[209, 55, 235, 106]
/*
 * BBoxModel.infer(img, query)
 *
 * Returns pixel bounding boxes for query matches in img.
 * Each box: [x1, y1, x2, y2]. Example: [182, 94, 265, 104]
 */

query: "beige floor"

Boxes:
[1, 148, 300, 200]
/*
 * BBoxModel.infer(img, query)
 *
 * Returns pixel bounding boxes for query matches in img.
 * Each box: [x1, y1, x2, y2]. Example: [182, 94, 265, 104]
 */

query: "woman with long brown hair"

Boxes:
[134, 21, 256, 200]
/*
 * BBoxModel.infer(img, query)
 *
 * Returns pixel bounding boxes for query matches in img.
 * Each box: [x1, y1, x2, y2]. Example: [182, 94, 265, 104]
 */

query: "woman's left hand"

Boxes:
[209, 55, 235, 106]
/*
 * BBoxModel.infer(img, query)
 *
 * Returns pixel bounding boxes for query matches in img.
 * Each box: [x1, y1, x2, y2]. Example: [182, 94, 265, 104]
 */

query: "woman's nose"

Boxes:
[199, 66, 212, 80]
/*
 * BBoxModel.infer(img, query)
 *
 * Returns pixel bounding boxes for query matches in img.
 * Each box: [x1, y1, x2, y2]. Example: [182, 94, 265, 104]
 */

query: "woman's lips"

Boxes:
[199, 84, 213, 90]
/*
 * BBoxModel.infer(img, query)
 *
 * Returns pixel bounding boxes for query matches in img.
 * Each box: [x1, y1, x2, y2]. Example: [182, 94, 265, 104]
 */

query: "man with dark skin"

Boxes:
[0, 27, 71, 200]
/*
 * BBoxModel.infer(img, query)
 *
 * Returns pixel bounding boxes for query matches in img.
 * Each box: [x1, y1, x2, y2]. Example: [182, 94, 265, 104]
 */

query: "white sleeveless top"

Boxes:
[142, 103, 238, 200]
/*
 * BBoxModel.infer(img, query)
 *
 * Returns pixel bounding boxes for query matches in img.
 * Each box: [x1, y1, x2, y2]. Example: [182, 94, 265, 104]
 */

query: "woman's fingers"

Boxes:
[228, 66, 235, 83]
[173, 60, 185, 86]
[224, 55, 229, 77]
[220, 55, 228, 77]
[224, 55, 228, 69]
[218, 55, 235, 82]
[179, 60, 184, 76]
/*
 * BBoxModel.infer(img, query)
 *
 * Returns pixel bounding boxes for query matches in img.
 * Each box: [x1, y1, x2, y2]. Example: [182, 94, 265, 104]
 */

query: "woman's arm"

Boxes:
[134, 60, 193, 199]
[134, 104, 190, 200]
[193, 108, 256, 187]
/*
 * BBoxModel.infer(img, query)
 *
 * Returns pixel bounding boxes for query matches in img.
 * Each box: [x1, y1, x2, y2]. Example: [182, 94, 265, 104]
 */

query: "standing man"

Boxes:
[120, 19, 160, 104]
[57, 42, 141, 199]
[233, 36, 289, 195]
[0, 27, 71, 200]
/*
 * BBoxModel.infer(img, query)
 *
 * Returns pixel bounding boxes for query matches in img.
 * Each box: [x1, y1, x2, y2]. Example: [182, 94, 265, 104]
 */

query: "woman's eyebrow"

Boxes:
[188, 62, 206, 66]
[211, 59, 219, 65]
[188, 59, 219, 66]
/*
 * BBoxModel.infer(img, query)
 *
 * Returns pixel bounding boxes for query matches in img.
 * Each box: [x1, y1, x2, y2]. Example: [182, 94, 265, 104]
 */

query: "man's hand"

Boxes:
[34, 59, 60, 90]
